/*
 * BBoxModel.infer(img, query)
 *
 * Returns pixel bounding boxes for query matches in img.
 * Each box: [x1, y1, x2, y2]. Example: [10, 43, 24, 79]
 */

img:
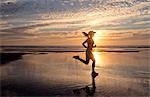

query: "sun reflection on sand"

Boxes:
[93, 52, 103, 68]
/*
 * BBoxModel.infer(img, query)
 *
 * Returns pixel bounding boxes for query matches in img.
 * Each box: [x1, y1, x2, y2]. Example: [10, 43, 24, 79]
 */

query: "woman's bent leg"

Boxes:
[77, 57, 89, 64]
[73, 51, 90, 65]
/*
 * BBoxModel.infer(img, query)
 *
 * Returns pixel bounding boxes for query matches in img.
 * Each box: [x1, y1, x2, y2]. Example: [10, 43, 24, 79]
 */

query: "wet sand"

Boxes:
[0, 50, 150, 96]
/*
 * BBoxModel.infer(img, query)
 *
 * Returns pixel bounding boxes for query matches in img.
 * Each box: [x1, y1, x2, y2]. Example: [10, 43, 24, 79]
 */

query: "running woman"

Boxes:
[73, 31, 98, 77]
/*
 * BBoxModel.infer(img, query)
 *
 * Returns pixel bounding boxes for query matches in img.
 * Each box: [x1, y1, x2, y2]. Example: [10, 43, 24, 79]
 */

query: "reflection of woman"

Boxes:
[73, 31, 98, 77]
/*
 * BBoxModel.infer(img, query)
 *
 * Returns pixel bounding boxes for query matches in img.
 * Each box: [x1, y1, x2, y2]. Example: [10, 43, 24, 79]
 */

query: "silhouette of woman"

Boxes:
[73, 31, 98, 77]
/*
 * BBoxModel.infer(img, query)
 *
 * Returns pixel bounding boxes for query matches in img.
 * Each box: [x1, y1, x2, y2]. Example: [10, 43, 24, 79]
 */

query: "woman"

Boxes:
[73, 31, 98, 77]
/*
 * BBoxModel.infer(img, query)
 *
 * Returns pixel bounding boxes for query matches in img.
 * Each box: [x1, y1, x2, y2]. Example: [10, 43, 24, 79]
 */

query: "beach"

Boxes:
[0, 46, 150, 97]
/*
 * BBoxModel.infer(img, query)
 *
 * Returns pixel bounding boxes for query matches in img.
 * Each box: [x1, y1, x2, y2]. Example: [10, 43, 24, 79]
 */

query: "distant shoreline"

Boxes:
[1, 45, 149, 53]
[1, 45, 150, 48]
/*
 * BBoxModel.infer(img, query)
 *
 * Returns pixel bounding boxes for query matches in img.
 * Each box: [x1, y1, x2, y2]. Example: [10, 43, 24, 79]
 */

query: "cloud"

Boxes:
[0, 0, 17, 3]
[0, 0, 150, 45]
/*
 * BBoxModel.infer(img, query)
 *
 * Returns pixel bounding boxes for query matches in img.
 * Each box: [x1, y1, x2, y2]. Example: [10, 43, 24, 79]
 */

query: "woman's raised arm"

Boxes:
[82, 39, 88, 48]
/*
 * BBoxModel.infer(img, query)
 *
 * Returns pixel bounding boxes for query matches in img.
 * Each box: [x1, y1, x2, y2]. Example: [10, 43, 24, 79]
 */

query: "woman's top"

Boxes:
[86, 38, 94, 51]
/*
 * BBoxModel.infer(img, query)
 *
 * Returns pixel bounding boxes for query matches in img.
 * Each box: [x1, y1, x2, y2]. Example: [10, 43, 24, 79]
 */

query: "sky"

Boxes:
[0, 0, 150, 46]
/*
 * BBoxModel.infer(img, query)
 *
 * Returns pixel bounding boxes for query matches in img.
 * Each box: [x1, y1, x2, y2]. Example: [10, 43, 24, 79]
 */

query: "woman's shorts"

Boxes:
[86, 50, 95, 61]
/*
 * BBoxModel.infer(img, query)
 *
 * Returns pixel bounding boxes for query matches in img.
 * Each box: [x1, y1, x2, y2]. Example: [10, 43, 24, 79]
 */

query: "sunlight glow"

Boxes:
[93, 30, 106, 45]
[94, 30, 106, 39]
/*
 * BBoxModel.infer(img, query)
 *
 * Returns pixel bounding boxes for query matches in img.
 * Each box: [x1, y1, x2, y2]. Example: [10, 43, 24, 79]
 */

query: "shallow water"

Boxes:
[1, 50, 150, 96]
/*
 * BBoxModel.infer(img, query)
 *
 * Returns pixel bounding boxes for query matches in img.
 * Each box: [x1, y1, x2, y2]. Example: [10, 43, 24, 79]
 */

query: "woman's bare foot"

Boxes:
[91, 71, 98, 78]
[73, 55, 79, 59]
